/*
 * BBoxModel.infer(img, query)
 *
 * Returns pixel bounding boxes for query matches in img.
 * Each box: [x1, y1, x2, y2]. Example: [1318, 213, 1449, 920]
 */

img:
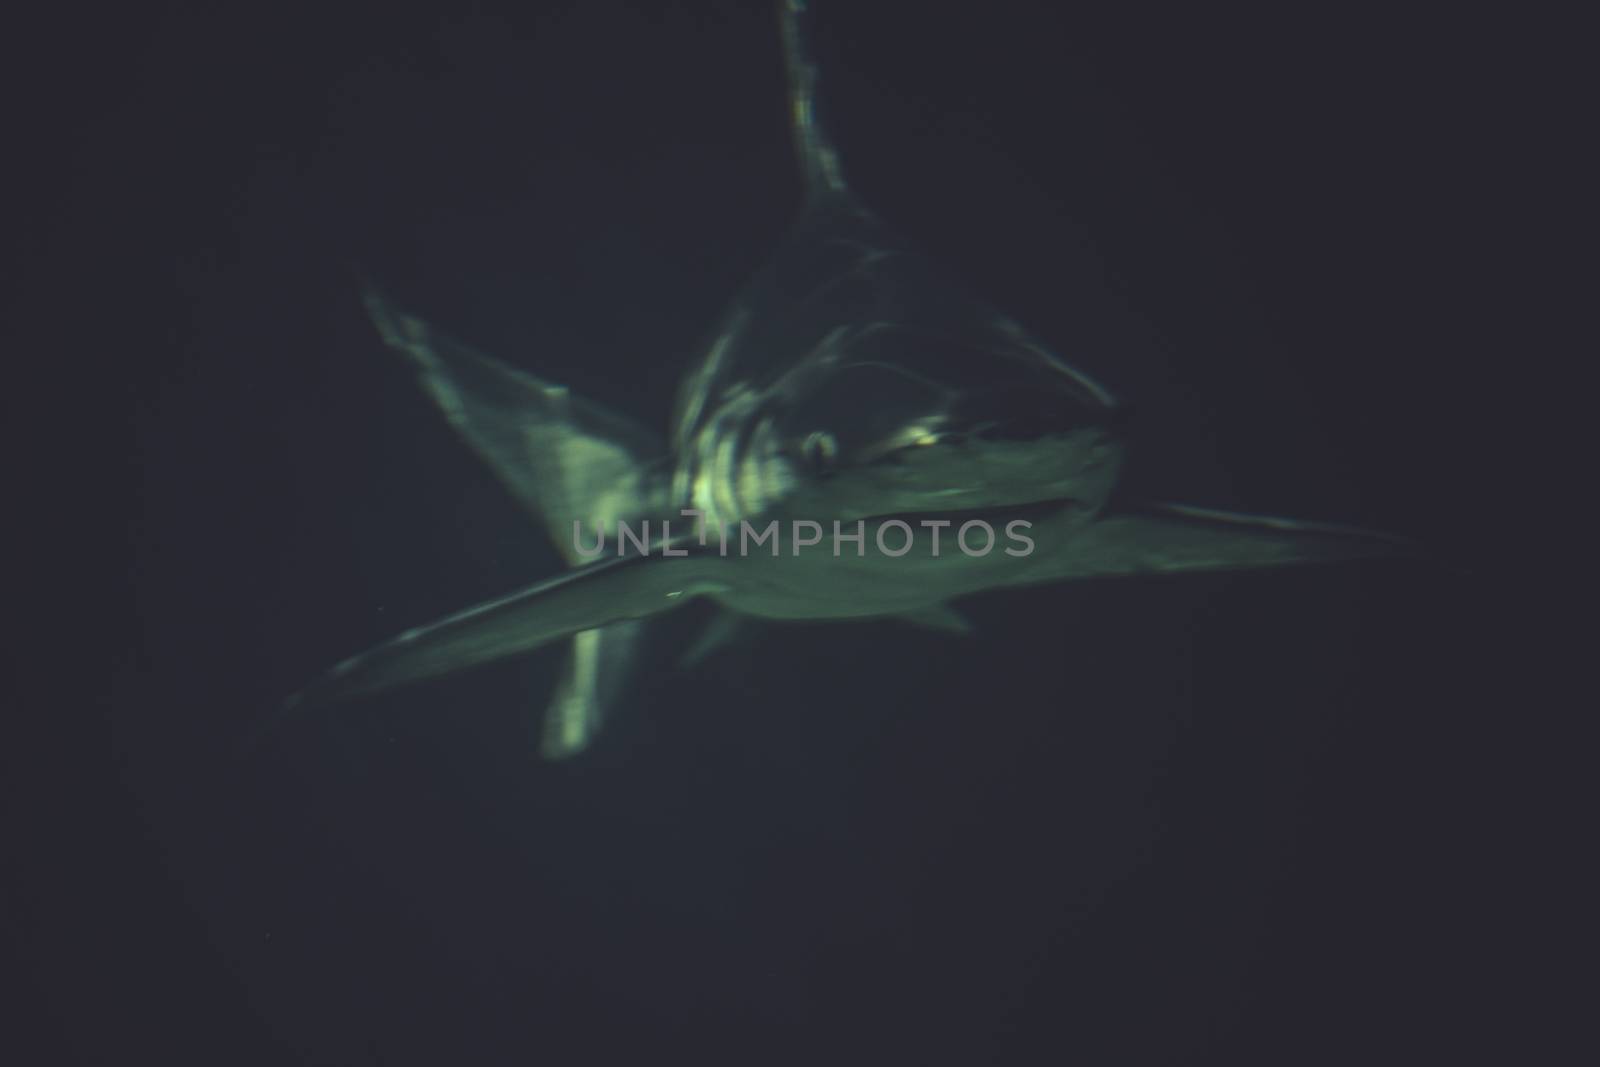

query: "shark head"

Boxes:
[758, 357, 1127, 525]
[665, 182, 1127, 534]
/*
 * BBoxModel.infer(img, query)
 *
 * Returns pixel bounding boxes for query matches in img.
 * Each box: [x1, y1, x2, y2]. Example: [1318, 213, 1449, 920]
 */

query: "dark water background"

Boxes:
[9, 1, 1531, 1062]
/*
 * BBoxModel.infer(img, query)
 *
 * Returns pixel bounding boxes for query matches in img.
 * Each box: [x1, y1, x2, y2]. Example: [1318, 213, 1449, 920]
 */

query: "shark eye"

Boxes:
[797, 431, 838, 469]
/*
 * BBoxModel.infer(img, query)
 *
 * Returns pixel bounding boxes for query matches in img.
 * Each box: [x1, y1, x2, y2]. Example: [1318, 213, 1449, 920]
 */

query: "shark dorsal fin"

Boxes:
[780, 0, 848, 202]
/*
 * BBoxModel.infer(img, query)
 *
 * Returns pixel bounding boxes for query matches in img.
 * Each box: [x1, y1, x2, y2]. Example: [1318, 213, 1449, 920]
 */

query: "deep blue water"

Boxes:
[10, 1, 1523, 1062]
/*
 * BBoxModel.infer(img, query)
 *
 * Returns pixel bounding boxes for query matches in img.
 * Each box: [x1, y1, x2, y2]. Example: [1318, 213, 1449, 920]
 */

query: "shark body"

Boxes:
[289, 2, 1404, 757]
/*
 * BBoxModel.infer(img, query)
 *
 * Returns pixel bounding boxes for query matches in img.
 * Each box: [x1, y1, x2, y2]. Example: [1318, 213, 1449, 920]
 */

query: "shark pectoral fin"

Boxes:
[363, 286, 669, 561]
[541, 621, 644, 759]
[894, 604, 974, 635]
[281, 554, 721, 722]
[1035, 502, 1414, 582]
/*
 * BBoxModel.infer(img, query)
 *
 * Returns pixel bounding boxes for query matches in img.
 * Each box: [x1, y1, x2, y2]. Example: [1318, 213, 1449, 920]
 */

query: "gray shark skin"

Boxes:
[285, 1, 1407, 757]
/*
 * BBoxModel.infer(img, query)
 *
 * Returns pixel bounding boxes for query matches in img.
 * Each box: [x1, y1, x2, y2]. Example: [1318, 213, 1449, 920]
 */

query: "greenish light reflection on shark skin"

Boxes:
[281, 0, 1410, 758]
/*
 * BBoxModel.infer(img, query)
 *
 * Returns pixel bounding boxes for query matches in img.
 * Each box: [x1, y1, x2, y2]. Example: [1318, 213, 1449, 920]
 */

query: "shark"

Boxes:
[285, 1, 1405, 757]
